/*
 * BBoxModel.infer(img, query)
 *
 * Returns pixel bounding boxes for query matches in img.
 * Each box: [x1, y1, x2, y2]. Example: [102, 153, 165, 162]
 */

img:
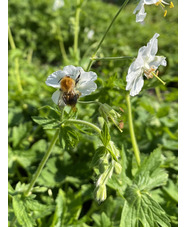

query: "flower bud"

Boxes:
[99, 103, 123, 132]
[114, 162, 122, 175]
[95, 185, 107, 202]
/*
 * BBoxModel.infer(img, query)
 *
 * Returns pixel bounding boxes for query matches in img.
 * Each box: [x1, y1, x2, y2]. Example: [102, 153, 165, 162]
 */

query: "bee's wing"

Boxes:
[52, 89, 65, 107]
[58, 91, 66, 108]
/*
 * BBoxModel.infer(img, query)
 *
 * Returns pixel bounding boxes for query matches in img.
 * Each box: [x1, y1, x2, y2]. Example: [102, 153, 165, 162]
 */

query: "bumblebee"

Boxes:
[58, 74, 81, 107]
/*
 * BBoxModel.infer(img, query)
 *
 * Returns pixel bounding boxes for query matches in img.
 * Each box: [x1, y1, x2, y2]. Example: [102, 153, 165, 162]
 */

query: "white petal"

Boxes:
[133, 1, 147, 23]
[133, 0, 144, 14]
[62, 65, 84, 80]
[126, 68, 144, 96]
[51, 90, 61, 105]
[128, 56, 144, 74]
[45, 70, 65, 88]
[126, 68, 142, 89]
[136, 11, 147, 23]
[138, 33, 160, 61]
[129, 75, 144, 96]
[78, 81, 97, 97]
[76, 70, 97, 96]
[136, 4, 147, 23]
[149, 56, 167, 69]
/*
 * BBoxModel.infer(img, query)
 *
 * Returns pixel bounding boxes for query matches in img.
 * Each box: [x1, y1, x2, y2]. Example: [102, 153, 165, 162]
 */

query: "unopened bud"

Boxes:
[95, 185, 107, 202]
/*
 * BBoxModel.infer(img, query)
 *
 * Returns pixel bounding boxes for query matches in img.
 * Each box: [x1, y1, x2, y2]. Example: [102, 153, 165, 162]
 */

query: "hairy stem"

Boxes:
[86, 0, 130, 71]
[25, 129, 60, 196]
[126, 93, 141, 166]
[91, 56, 133, 61]
[65, 119, 101, 134]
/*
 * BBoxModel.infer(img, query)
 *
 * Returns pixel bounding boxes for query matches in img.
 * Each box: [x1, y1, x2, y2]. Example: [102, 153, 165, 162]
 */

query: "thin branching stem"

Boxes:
[65, 119, 101, 134]
[86, 0, 130, 71]
[24, 129, 60, 196]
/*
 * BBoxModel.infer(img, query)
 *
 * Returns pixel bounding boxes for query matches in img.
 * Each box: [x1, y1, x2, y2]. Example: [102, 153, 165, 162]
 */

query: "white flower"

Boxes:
[134, 0, 174, 23]
[53, 0, 64, 11]
[126, 33, 167, 96]
[46, 65, 97, 106]
[134, 0, 158, 23]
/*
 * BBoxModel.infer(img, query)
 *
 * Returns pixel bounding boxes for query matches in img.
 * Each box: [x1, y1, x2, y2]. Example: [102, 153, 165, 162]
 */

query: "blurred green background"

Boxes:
[8, 0, 178, 226]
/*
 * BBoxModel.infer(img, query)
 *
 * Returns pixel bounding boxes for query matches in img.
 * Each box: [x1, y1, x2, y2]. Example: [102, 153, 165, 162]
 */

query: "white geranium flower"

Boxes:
[46, 65, 97, 107]
[134, 0, 174, 23]
[126, 33, 167, 96]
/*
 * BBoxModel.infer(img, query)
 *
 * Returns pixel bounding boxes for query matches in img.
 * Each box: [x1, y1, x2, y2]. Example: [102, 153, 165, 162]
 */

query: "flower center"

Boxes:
[155, 0, 174, 17]
[144, 67, 157, 79]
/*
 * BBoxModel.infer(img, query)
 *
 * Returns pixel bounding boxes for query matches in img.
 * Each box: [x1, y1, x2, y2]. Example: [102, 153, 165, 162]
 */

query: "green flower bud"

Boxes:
[95, 184, 107, 202]
[114, 162, 122, 175]
[99, 103, 123, 132]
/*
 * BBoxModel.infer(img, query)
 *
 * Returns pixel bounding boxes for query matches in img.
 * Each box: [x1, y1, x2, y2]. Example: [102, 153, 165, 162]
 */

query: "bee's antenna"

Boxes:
[58, 78, 62, 83]
[75, 71, 81, 85]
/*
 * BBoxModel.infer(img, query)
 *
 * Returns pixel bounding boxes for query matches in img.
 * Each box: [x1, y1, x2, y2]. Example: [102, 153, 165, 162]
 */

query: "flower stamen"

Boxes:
[144, 67, 156, 79]
[151, 71, 166, 85]
[144, 67, 166, 85]
[155, 0, 174, 17]
[170, 2, 174, 8]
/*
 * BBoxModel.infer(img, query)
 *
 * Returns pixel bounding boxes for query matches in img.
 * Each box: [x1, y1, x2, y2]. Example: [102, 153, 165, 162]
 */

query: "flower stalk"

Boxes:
[24, 129, 60, 196]
[65, 119, 101, 134]
[126, 93, 141, 166]
[91, 56, 134, 61]
[86, 0, 130, 71]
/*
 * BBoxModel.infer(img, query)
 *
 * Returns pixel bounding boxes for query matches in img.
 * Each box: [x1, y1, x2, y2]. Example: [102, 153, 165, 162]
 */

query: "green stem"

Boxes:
[65, 119, 118, 161]
[24, 129, 60, 196]
[126, 93, 141, 166]
[91, 56, 134, 61]
[8, 26, 16, 49]
[57, 26, 69, 63]
[8, 25, 23, 93]
[65, 119, 101, 134]
[74, 0, 81, 57]
[78, 100, 101, 105]
[86, 0, 130, 71]
[155, 87, 163, 102]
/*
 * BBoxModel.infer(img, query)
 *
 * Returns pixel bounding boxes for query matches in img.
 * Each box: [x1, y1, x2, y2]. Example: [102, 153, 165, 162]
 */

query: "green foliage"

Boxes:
[120, 148, 170, 227]
[121, 187, 171, 227]
[8, 0, 177, 226]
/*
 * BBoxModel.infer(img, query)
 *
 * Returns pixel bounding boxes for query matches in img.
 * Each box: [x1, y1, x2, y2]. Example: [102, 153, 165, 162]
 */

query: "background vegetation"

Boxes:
[8, 0, 178, 226]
